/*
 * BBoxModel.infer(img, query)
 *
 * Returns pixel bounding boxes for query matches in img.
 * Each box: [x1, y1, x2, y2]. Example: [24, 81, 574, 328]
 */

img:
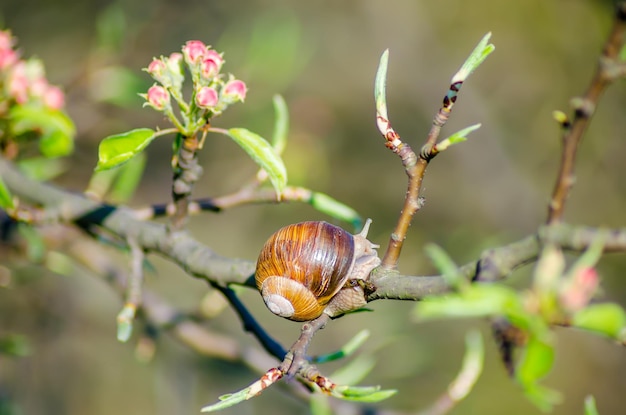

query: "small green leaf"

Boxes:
[96, 128, 156, 171]
[522, 383, 562, 413]
[448, 330, 484, 401]
[424, 243, 467, 291]
[416, 285, 520, 320]
[0, 176, 14, 209]
[271, 94, 289, 155]
[226, 128, 287, 196]
[584, 395, 600, 415]
[330, 355, 377, 386]
[18, 157, 66, 181]
[9, 105, 75, 157]
[314, 329, 370, 364]
[310, 192, 362, 230]
[451, 32, 495, 83]
[436, 123, 481, 152]
[515, 335, 561, 411]
[109, 152, 146, 203]
[516, 336, 555, 386]
[0, 333, 31, 357]
[332, 385, 397, 403]
[572, 303, 626, 339]
[374, 49, 390, 120]
[202, 388, 251, 412]
[39, 129, 74, 157]
[116, 304, 137, 342]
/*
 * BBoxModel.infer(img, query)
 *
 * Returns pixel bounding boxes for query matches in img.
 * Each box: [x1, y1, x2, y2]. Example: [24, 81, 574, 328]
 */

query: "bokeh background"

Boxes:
[1, 0, 626, 414]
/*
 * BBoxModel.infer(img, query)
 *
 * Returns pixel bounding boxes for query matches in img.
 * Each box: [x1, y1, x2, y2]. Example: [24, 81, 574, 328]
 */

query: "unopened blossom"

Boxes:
[200, 50, 223, 80]
[7, 62, 29, 104]
[221, 79, 247, 103]
[560, 267, 599, 313]
[146, 85, 170, 110]
[182, 40, 207, 65]
[147, 58, 166, 78]
[43, 85, 65, 110]
[195, 86, 218, 109]
[0, 30, 14, 49]
[0, 47, 18, 69]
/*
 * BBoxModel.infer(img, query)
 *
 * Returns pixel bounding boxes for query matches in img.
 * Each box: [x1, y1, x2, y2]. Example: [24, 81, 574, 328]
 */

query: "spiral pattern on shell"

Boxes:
[255, 221, 356, 321]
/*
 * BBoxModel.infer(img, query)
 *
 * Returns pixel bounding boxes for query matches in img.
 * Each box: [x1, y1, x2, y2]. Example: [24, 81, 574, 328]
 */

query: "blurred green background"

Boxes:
[2, 0, 626, 414]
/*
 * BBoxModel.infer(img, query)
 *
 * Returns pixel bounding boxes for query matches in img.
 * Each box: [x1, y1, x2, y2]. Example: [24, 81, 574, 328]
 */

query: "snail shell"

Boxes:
[255, 220, 380, 321]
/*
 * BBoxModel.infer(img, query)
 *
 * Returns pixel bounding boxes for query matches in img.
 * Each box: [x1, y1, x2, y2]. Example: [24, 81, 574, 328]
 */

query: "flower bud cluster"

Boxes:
[142, 40, 247, 135]
[0, 29, 66, 111]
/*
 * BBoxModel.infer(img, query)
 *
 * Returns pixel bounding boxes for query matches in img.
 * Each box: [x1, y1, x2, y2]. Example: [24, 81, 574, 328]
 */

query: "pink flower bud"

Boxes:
[147, 58, 167, 77]
[182, 40, 207, 65]
[146, 85, 170, 110]
[43, 85, 65, 110]
[560, 267, 599, 312]
[7, 62, 29, 104]
[30, 77, 48, 97]
[195, 86, 218, 108]
[222, 79, 247, 103]
[0, 30, 15, 51]
[0, 48, 18, 70]
[200, 51, 223, 80]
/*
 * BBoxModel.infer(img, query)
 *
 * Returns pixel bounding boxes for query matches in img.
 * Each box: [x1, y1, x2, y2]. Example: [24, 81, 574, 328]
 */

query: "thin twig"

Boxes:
[171, 133, 203, 230]
[547, 3, 626, 224]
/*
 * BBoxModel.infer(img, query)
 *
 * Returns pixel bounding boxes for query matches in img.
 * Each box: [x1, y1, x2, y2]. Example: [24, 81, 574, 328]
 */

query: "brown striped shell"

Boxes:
[255, 221, 380, 321]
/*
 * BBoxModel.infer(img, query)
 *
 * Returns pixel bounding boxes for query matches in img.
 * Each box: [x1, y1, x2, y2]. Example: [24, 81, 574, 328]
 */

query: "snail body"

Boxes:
[255, 220, 380, 321]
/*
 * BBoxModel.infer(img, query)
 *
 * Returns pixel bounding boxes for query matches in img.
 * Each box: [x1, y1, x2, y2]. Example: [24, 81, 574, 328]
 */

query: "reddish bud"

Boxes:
[200, 51, 223, 80]
[222, 79, 247, 103]
[0, 30, 15, 51]
[7, 62, 29, 104]
[146, 85, 170, 110]
[0, 48, 18, 69]
[147, 58, 166, 77]
[195, 86, 218, 108]
[560, 267, 599, 312]
[182, 40, 207, 65]
[43, 85, 65, 110]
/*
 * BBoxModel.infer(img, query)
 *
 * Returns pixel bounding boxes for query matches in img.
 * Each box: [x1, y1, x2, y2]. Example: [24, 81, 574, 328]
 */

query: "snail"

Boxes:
[255, 219, 381, 321]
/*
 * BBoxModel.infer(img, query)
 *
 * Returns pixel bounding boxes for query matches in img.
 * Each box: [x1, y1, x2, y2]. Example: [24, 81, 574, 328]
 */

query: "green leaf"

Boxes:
[0, 176, 14, 209]
[18, 157, 66, 181]
[310, 192, 362, 230]
[436, 123, 481, 152]
[116, 304, 136, 342]
[572, 303, 626, 339]
[201, 369, 283, 412]
[416, 285, 520, 320]
[515, 336, 561, 411]
[424, 243, 467, 291]
[96, 128, 156, 171]
[585, 395, 600, 415]
[9, 105, 76, 157]
[516, 336, 554, 386]
[108, 152, 146, 203]
[332, 385, 397, 403]
[271, 94, 289, 155]
[448, 331, 484, 401]
[374, 49, 390, 120]
[39, 129, 74, 157]
[0, 333, 31, 357]
[314, 329, 370, 364]
[451, 32, 495, 83]
[226, 128, 287, 196]
[202, 388, 251, 412]
[330, 355, 377, 386]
